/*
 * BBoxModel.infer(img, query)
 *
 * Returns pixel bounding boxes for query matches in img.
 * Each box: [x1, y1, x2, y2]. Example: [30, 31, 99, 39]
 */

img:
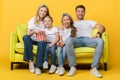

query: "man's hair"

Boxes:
[75, 5, 85, 11]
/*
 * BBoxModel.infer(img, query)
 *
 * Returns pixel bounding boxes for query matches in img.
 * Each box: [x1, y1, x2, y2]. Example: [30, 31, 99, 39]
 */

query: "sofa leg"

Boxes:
[104, 63, 107, 71]
[11, 62, 14, 70]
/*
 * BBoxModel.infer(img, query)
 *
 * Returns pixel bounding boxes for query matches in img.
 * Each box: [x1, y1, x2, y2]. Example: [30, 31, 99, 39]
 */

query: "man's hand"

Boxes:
[92, 33, 101, 38]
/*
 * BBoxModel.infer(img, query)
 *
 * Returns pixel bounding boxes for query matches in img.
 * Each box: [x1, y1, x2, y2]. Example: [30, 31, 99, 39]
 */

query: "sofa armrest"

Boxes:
[101, 32, 109, 63]
[9, 32, 18, 62]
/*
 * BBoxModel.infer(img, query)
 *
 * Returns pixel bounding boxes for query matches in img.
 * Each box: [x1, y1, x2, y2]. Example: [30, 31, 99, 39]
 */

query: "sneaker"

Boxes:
[59, 66, 65, 76]
[35, 68, 41, 75]
[90, 67, 102, 78]
[67, 67, 77, 76]
[55, 67, 60, 74]
[49, 65, 57, 74]
[43, 61, 48, 69]
[29, 62, 35, 73]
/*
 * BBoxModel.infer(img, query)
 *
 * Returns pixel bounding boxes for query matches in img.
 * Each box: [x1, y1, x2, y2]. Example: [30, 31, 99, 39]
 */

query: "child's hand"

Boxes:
[49, 43, 54, 47]
[57, 41, 64, 47]
[58, 26, 65, 30]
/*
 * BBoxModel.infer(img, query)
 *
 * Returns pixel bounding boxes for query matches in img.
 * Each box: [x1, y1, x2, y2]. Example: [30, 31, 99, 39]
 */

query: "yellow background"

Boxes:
[0, 0, 120, 72]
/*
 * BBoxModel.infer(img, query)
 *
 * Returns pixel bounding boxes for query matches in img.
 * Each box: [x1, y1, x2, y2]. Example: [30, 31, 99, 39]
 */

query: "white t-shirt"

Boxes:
[74, 20, 97, 37]
[59, 28, 71, 44]
[45, 27, 58, 42]
[28, 17, 45, 41]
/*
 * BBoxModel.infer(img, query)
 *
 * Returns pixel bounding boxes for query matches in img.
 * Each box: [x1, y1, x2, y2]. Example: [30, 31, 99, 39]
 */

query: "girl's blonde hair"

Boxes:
[34, 4, 50, 26]
[61, 13, 76, 37]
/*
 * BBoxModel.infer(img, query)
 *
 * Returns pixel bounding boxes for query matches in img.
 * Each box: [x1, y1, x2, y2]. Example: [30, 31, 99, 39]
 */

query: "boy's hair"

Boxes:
[43, 16, 53, 23]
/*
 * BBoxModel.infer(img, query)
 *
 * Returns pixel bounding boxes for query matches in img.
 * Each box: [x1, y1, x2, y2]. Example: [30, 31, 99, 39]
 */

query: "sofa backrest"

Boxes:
[91, 28, 98, 36]
[16, 23, 99, 43]
[16, 24, 28, 43]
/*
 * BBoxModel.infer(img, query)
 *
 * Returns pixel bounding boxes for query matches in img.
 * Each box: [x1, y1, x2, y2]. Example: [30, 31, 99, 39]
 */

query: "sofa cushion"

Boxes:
[15, 43, 37, 55]
[16, 24, 28, 43]
[75, 47, 95, 53]
[15, 43, 95, 56]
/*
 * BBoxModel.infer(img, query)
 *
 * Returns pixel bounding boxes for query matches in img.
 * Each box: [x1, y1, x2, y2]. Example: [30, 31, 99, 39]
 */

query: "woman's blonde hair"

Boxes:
[34, 4, 50, 26]
[61, 13, 76, 37]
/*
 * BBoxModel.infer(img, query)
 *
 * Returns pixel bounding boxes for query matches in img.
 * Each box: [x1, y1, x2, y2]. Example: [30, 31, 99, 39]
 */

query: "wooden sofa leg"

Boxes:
[104, 63, 107, 71]
[11, 62, 14, 70]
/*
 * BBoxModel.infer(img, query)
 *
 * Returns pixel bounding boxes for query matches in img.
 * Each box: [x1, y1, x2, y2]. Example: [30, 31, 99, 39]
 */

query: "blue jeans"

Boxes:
[57, 46, 66, 66]
[23, 35, 46, 68]
[44, 43, 57, 65]
[65, 37, 104, 68]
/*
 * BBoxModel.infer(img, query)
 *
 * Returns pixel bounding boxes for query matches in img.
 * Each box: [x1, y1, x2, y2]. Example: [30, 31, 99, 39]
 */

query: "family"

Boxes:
[23, 4, 105, 78]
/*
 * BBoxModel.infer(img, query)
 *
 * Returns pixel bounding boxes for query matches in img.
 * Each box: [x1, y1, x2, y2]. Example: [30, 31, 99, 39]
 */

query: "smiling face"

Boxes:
[43, 16, 53, 28]
[62, 15, 71, 28]
[38, 7, 48, 19]
[76, 7, 85, 20]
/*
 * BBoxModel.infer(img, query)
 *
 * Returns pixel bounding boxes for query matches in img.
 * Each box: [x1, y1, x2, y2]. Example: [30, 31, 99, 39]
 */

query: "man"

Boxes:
[65, 5, 105, 78]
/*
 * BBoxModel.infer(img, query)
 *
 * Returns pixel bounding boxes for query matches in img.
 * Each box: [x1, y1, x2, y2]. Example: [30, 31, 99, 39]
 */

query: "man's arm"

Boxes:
[94, 24, 105, 33]
[93, 24, 105, 38]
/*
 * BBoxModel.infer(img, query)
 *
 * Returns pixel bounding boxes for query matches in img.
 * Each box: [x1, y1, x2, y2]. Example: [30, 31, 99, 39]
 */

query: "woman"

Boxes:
[56, 13, 77, 76]
[23, 4, 50, 75]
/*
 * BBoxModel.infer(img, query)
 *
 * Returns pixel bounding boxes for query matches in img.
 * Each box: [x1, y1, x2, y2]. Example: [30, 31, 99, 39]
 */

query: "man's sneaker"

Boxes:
[55, 67, 60, 74]
[49, 65, 56, 74]
[35, 68, 41, 75]
[59, 66, 65, 76]
[29, 62, 35, 73]
[43, 61, 48, 69]
[90, 67, 102, 78]
[67, 67, 77, 76]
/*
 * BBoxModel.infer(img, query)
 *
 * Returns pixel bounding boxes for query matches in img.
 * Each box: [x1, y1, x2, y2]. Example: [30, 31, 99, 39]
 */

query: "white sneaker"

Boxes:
[49, 65, 57, 74]
[29, 62, 35, 73]
[35, 68, 41, 75]
[67, 67, 77, 76]
[55, 67, 60, 74]
[43, 61, 48, 69]
[90, 67, 102, 78]
[59, 66, 65, 76]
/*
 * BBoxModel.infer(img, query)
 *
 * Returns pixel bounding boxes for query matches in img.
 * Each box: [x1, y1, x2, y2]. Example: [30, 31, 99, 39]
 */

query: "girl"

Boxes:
[43, 16, 59, 74]
[56, 13, 77, 76]
[23, 4, 50, 75]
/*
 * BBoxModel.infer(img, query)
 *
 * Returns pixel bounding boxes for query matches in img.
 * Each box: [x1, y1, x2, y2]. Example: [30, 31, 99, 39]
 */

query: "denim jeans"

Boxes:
[44, 43, 57, 65]
[65, 37, 104, 68]
[23, 35, 46, 68]
[57, 46, 66, 66]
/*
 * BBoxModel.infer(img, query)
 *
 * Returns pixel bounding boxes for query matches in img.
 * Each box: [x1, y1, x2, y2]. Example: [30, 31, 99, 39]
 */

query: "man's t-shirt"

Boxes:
[74, 20, 97, 37]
